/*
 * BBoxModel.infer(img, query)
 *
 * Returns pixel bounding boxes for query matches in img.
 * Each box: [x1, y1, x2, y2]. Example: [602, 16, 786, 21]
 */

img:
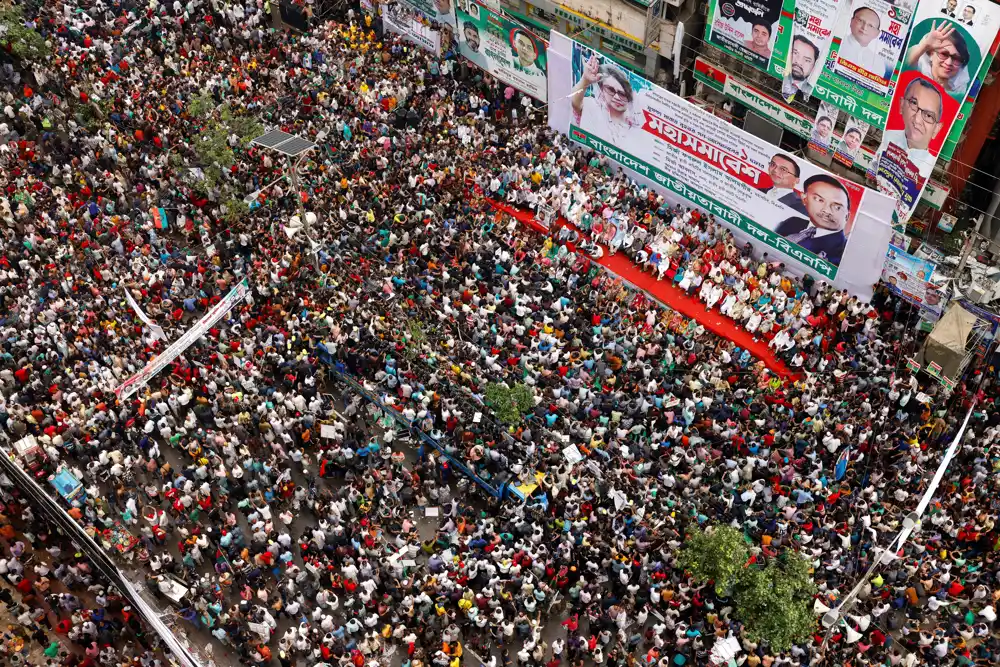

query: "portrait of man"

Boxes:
[782, 35, 820, 99]
[961, 5, 976, 25]
[759, 154, 808, 216]
[942, 0, 958, 17]
[463, 21, 480, 53]
[838, 6, 890, 78]
[774, 174, 852, 265]
[880, 77, 944, 178]
[743, 22, 772, 60]
[513, 31, 539, 71]
[812, 116, 834, 145]
[841, 127, 864, 154]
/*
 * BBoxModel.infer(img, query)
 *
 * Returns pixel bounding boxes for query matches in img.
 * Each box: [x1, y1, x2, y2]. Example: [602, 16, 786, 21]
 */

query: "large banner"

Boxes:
[783, 0, 848, 101]
[548, 32, 894, 297]
[705, 0, 786, 73]
[404, 0, 457, 29]
[883, 244, 945, 317]
[872, 0, 1000, 224]
[456, 1, 547, 101]
[383, 0, 451, 54]
[812, 0, 912, 128]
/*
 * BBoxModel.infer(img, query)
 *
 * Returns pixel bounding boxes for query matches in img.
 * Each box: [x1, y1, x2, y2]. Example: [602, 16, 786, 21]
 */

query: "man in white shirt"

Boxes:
[759, 153, 808, 216]
[874, 77, 943, 180]
[838, 6, 890, 80]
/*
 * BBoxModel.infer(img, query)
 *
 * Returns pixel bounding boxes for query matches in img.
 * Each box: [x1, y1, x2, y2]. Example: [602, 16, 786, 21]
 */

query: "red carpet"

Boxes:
[489, 200, 797, 380]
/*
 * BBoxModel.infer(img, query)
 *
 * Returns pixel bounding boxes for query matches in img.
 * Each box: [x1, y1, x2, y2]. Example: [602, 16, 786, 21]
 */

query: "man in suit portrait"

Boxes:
[759, 154, 808, 216]
[775, 174, 851, 266]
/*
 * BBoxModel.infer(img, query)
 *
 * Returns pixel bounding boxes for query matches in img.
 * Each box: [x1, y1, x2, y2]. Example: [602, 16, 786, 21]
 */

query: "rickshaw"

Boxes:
[12, 435, 50, 480]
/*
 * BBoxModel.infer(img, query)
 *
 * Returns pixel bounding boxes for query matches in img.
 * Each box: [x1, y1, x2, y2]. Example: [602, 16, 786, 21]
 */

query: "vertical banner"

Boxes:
[832, 115, 870, 165]
[808, 101, 841, 153]
[813, 0, 912, 127]
[705, 0, 785, 73]
[873, 0, 1000, 224]
[783, 0, 847, 100]
[547, 31, 895, 298]
[940, 47, 996, 160]
[455, 1, 548, 101]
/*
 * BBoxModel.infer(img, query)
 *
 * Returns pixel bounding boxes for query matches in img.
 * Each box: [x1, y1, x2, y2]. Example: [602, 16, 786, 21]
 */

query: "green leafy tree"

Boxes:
[183, 93, 262, 196]
[733, 552, 817, 652]
[402, 320, 427, 359]
[0, 4, 47, 61]
[484, 382, 535, 425]
[678, 525, 749, 595]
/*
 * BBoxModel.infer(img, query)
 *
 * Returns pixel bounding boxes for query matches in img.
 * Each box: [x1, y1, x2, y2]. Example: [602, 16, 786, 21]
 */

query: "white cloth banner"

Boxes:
[124, 288, 166, 342]
[114, 279, 252, 400]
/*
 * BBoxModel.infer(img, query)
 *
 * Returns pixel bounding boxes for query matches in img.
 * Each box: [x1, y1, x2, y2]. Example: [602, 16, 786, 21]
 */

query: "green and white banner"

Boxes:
[548, 31, 894, 298]
[456, 1, 547, 101]
[811, 0, 913, 127]
[704, 0, 793, 78]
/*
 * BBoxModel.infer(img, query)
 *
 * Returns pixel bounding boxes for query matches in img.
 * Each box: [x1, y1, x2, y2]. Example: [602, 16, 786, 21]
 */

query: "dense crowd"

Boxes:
[0, 2, 998, 667]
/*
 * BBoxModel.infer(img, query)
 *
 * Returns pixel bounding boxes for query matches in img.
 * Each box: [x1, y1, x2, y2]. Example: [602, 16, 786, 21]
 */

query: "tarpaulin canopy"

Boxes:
[921, 304, 979, 380]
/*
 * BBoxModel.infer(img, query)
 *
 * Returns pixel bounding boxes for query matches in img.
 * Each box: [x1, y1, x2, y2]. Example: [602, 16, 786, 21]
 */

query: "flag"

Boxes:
[835, 447, 850, 482]
[150, 207, 169, 230]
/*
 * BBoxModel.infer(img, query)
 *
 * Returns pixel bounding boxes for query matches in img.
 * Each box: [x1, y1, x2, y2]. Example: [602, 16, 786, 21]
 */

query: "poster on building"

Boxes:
[882, 244, 945, 316]
[547, 32, 895, 298]
[940, 46, 996, 160]
[827, 1, 910, 102]
[405, 0, 457, 29]
[832, 115, 870, 165]
[382, 1, 443, 54]
[783, 0, 848, 101]
[705, 0, 785, 71]
[456, 1, 547, 101]
[872, 0, 1000, 224]
[808, 102, 841, 154]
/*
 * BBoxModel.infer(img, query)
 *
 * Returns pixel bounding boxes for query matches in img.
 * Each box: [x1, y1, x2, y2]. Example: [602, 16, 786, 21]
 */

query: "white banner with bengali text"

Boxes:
[115, 279, 252, 400]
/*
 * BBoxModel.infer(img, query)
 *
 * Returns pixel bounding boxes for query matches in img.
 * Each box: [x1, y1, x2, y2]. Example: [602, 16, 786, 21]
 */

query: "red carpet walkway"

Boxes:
[489, 200, 796, 379]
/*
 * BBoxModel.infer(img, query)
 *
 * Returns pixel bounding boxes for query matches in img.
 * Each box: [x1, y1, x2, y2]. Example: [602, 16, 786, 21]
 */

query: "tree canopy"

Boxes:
[680, 525, 817, 653]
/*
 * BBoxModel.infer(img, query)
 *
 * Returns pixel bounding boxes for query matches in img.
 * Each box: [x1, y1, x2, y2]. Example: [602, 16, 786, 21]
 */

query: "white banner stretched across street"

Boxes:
[114, 279, 252, 400]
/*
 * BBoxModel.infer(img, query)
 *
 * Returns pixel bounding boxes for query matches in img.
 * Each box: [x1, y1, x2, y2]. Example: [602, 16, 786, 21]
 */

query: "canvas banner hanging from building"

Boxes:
[871, 0, 1000, 224]
[782, 0, 848, 101]
[812, 0, 912, 128]
[705, 0, 792, 78]
[456, 0, 547, 101]
[547, 31, 895, 298]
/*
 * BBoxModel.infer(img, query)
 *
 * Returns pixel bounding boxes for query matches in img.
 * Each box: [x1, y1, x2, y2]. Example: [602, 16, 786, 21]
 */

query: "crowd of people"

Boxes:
[0, 1, 998, 667]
